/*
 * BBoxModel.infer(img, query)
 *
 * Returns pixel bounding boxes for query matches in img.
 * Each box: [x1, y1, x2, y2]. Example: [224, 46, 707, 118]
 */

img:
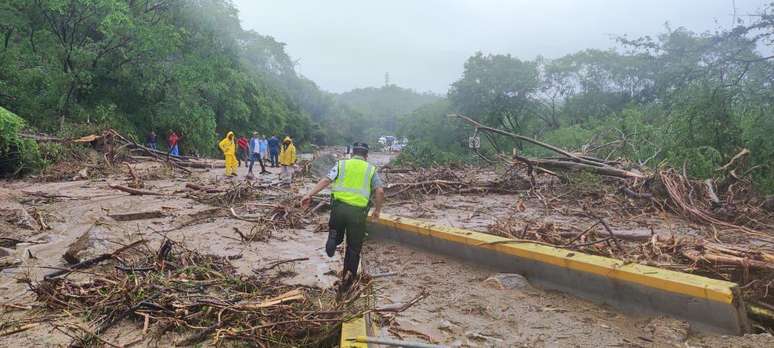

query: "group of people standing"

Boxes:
[146, 130, 181, 157]
[146, 128, 383, 296]
[218, 132, 296, 184]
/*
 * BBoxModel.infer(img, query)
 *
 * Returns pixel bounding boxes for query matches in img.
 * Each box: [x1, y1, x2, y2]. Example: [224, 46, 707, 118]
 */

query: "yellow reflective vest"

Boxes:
[331, 158, 376, 208]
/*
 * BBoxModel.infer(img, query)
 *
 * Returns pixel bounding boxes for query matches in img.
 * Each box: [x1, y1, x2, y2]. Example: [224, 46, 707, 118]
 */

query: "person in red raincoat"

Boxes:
[236, 135, 249, 167]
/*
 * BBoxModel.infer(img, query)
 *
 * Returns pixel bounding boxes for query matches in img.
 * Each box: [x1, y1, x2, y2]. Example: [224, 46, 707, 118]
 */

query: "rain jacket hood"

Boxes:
[219, 132, 236, 156]
[279, 136, 296, 166]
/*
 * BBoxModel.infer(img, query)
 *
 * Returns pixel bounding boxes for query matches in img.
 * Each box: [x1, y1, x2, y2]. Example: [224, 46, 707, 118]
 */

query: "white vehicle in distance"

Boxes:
[389, 137, 407, 152]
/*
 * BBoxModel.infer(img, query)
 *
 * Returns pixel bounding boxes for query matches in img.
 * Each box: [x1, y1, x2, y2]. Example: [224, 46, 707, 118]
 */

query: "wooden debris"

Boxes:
[27, 240, 366, 347]
[125, 163, 144, 189]
[234, 289, 305, 310]
[185, 182, 223, 193]
[46, 239, 146, 279]
[108, 184, 163, 196]
[62, 227, 95, 265]
[108, 210, 165, 221]
[254, 257, 310, 273]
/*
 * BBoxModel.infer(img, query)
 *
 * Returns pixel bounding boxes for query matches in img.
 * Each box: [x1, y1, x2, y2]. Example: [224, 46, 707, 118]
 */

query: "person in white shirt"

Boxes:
[248, 132, 269, 175]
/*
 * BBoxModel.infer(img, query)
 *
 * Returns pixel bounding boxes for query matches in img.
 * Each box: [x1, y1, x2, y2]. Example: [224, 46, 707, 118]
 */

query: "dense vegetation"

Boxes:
[0, 0, 363, 157]
[336, 85, 440, 142]
[398, 7, 774, 193]
[0, 106, 42, 176]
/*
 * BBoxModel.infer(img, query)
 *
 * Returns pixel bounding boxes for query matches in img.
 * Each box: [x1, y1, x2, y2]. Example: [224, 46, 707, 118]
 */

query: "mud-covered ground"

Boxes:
[0, 158, 344, 346]
[1, 150, 773, 347]
[365, 240, 774, 347]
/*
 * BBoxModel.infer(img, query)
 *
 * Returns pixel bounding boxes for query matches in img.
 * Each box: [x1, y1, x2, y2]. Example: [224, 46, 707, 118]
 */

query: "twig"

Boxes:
[253, 257, 310, 273]
[44, 240, 146, 279]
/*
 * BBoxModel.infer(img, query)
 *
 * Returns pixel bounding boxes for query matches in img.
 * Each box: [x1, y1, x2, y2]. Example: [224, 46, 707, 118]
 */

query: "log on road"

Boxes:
[108, 211, 165, 221]
[109, 185, 164, 196]
[528, 158, 644, 179]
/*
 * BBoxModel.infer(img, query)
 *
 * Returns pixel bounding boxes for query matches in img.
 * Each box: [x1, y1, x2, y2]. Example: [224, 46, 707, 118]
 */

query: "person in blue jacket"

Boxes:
[268, 135, 280, 168]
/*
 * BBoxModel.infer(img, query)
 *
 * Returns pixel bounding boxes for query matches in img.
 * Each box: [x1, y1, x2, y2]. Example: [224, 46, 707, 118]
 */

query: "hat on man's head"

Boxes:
[252, 131, 258, 135]
[352, 142, 369, 151]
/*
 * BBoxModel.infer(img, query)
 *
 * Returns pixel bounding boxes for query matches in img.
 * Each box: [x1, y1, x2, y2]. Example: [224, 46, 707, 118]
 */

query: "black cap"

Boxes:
[352, 142, 369, 151]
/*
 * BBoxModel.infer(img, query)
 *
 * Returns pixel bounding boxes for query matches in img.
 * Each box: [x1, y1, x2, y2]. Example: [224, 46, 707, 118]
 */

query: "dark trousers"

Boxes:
[328, 200, 368, 279]
[237, 148, 248, 166]
[269, 150, 279, 167]
[248, 153, 266, 173]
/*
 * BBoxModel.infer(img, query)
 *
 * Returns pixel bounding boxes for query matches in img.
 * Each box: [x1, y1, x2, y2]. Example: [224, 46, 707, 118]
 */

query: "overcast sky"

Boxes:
[233, 0, 768, 94]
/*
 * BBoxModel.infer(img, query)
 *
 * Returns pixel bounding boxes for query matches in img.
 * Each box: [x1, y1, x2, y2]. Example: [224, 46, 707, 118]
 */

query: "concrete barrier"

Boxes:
[367, 214, 750, 335]
[340, 316, 369, 348]
[340, 259, 375, 348]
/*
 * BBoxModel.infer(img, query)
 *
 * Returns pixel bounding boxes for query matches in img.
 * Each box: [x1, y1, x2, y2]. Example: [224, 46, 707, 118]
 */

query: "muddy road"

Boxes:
[0, 150, 772, 347]
[365, 240, 773, 347]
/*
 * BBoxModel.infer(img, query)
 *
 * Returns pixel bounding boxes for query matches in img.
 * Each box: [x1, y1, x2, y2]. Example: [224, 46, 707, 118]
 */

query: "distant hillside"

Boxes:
[336, 85, 441, 135]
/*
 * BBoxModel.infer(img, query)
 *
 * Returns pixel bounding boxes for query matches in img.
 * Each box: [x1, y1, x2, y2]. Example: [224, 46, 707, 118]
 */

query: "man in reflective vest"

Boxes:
[300, 142, 384, 292]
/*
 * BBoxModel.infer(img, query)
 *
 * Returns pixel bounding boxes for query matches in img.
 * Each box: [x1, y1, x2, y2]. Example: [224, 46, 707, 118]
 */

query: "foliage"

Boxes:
[399, 7, 774, 192]
[0, 106, 43, 176]
[393, 142, 470, 167]
[0, 0, 364, 155]
[536, 126, 594, 157]
[449, 52, 541, 139]
[336, 84, 440, 143]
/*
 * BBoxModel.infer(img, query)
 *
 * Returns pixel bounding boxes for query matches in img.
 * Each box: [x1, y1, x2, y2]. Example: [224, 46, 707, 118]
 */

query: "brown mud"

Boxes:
[0, 150, 772, 347]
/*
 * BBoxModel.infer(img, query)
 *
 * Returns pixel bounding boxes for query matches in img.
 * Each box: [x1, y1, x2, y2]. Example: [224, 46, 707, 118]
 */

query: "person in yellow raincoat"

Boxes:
[279, 136, 296, 185]
[219, 131, 238, 177]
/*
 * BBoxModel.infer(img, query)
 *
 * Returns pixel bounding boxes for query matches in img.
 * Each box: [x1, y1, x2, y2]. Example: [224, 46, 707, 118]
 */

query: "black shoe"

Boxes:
[260, 171, 269, 174]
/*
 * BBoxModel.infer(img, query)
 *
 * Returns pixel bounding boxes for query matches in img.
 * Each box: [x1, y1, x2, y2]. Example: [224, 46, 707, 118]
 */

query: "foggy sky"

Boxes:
[233, 0, 767, 94]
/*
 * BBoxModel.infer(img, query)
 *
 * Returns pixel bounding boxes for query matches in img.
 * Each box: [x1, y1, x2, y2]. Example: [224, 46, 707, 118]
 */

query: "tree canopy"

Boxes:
[399, 5, 774, 192]
[0, 0, 358, 154]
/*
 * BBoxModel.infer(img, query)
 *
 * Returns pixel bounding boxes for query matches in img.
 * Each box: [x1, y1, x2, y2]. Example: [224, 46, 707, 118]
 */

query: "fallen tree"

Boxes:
[449, 113, 645, 179]
[448, 113, 772, 237]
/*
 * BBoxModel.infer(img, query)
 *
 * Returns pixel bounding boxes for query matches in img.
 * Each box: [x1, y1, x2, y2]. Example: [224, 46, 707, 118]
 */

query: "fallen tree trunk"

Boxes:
[109, 184, 163, 196]
[682, 249, 774, 272]
[108, 211, 165, 221]
[530, 158, 644, 179]
[450, 113, 644, 179]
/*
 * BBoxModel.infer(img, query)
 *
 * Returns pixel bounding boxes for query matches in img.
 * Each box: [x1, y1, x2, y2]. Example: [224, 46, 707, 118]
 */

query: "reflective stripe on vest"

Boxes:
[331, 159, 375, 208]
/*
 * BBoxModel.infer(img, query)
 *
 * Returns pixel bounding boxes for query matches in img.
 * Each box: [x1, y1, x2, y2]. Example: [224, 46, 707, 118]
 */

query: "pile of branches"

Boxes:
[384, 166, 529, 199]
[451, 114, 774, 240]
[657, 168, 774, 237]
[231, 197, 311, 231]
[189, 181, 260, 206]
[489, 214, 774, 306]
[26, 240, 367, 347]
